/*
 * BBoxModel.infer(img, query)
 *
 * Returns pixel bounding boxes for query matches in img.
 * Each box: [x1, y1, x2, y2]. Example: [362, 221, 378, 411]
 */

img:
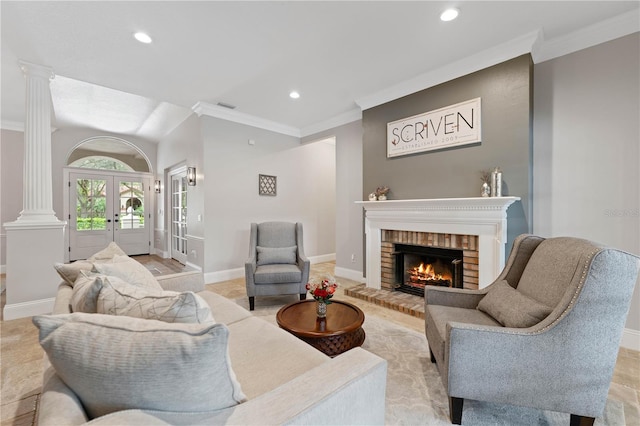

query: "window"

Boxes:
[69, 156, 134, 171]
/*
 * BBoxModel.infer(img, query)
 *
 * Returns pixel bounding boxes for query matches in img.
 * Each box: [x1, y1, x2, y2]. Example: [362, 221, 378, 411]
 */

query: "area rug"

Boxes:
[238, 297, 628, 425]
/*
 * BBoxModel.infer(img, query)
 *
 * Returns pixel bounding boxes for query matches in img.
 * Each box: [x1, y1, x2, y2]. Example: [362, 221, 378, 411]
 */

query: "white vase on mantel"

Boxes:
[368, 193, 377, 201]
[378, 194, 387, 201]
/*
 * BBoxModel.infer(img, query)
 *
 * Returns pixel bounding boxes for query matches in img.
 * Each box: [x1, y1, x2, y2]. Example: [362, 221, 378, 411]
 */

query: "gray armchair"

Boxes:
[244, 222, 310, 311]
[425, 234, 640, 425]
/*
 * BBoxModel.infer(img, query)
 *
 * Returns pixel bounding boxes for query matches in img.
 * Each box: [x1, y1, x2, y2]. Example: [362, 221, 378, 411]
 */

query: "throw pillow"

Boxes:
[93, 255, 162, 291]
[477, 280, 553, 328]
[69, 272, 105, 313]
[87, 242, 127, 261]
[54, 261, 93, 286]
[97, 276, 214, 324]
[256, 245, 297, 266]
[32, 313, 246, 419]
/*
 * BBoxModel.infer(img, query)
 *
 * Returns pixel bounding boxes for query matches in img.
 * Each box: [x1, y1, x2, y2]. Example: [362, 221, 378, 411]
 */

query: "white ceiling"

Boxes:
[2, 1, 639, 142]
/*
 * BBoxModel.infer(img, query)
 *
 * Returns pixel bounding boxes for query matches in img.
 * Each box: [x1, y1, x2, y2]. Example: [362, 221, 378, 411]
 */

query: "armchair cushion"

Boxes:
[256, 245, 297, 266]
[477, 280, 553, 328]
[33, 313, 246, 419]
[254, 264, 302, 284]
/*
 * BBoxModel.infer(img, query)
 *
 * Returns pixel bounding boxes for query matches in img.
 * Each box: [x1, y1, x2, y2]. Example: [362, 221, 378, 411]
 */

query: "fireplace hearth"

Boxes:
[394, 244, 463, 297]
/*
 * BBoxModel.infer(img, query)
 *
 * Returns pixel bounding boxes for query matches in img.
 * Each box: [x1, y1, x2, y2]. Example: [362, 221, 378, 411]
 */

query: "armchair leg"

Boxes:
[249, 297, 255, 311]
[300, 293, 307, 301]
[429, 349, 436, 363]
[570, 415, 595, 426]
[449, 397, 463, 425]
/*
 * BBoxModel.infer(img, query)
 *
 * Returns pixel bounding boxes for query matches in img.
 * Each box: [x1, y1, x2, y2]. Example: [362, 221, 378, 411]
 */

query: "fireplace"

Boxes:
[356, 197, 520, 290]
[394, 244, 463, 296]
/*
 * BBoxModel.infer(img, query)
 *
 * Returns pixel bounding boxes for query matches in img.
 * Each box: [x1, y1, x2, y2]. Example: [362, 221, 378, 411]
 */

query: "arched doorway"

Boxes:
[63, 137, 154, 261]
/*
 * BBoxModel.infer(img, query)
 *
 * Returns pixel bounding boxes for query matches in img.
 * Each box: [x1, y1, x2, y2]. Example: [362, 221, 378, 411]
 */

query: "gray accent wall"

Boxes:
[533, 33, 640, 333]
[362, 54, 533, 254]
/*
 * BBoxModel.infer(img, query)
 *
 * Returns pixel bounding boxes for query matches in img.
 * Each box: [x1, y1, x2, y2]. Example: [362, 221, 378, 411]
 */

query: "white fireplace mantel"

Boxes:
[356, 197, 520, 290]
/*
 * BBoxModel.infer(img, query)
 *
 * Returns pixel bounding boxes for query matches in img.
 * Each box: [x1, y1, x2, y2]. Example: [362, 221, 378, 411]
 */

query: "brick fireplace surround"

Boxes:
[349, 197, 520, 317]
[381, 230, 479, 290]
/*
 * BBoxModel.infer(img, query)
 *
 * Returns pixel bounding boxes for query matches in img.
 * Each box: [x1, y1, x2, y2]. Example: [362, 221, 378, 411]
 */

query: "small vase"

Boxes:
[368, 193, 377, 201]
[377, 194, 387, 201]
[481, 182, 490, 197]
[316, 300, 327, 318]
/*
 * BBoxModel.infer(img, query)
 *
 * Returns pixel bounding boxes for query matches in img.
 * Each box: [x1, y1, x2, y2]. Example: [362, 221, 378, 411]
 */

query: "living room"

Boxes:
[1, 1, 639, 424]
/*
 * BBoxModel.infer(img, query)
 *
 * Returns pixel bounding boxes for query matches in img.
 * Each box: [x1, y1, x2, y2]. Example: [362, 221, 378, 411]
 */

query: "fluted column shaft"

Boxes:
[17, 61, 58, 222]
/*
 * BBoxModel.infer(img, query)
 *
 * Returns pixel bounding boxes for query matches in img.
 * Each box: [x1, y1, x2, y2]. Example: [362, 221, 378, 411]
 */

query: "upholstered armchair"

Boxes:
[245, 222, 310, 311]
[425, 234, 640, 425]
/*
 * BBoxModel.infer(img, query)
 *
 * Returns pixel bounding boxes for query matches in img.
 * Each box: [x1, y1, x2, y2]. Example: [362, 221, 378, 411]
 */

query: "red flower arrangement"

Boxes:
[305, 275, 338, 304]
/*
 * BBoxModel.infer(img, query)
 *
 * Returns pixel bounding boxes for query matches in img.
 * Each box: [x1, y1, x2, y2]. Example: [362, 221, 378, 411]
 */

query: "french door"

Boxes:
[169, 168, 188, 264]
[68, 171, 151, 261]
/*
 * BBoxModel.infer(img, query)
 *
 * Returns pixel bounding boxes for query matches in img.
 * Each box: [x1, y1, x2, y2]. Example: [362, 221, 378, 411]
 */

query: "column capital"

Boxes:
[18, 60, 55, 80]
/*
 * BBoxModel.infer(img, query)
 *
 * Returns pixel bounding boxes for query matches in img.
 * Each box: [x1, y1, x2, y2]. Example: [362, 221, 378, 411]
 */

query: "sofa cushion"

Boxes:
[196, 291, 252, 325]
[254, 264, 302, 284]
[477, 280, 553, 328]
[256, 245, 297, 266]
[87, 242, 127, 261]
[97, 277, 214, 324]
[257, 222, 297, 247]
[32, 313, 246, 419]
[93, 256, 162, 291]
[227, 316, 329, 399]
[70, 272, 104, 313]
[54, 261, 94, 286]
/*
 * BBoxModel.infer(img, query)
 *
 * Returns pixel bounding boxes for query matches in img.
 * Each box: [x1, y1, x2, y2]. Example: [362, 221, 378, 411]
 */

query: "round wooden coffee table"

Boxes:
[276, 299, 366, 357]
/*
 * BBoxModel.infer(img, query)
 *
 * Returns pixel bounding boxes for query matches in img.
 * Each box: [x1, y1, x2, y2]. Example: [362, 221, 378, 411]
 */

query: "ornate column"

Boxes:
[3, 61, 66, 320]
[16, 61, 59, 222]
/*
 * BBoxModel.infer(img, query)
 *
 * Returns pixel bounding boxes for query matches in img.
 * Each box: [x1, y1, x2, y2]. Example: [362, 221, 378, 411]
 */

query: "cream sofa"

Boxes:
[37, 270, 388, 425]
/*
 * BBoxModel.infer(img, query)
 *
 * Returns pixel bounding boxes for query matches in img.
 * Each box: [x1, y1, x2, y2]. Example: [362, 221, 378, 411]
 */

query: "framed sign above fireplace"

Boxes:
[386, 97, 481, 158]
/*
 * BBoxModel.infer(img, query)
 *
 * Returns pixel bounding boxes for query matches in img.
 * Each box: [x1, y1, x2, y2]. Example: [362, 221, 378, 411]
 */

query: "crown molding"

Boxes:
[355, 30, 542, 111]
[532, 9, 640, 63]
[192, 101, 300, 138]
[1, 120, 24, 132]
[300, 108, 362, 138]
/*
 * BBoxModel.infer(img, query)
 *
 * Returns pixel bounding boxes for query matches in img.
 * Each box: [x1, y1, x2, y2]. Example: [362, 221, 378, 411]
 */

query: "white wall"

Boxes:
[302, 120, 364, 281]
[155, 113, 204, 268]
[533, 33, 640, 336]
[0, 129, 24, 272]
[201, 116, 336, 278]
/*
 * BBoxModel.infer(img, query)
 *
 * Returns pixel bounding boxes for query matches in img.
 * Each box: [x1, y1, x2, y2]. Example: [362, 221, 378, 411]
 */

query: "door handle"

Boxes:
[107, 219, 112, 223]
[114, 219, 119, 223]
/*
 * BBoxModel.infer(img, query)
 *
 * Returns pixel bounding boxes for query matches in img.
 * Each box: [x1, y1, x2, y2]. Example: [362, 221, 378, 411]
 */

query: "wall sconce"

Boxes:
[154, 180, 161, 193]
[187, 167, 196, 186]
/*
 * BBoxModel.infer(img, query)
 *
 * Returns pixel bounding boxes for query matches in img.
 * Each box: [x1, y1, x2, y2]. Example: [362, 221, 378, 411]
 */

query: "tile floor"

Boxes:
[1, 258, 638, 425]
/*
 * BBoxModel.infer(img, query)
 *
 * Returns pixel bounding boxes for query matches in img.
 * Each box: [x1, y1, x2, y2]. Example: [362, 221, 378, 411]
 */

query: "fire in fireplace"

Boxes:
[393, 244, 463, 297]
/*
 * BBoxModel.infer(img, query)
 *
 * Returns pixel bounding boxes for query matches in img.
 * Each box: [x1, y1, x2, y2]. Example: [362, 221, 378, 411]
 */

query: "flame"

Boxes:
[410, 263, 446, 281]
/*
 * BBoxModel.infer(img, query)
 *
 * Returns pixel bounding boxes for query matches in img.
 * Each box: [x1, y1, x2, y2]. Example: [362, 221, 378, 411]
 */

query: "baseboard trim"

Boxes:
[205, 253, 337, 284]
[309, 253, 336, 264]
[205, 268, 244, 284]
[334, 266, 365, 283]
[154, 250, 169, 258]
[186, 261, 202, 272]
[621, 328, 640, 351]
[3, 297, 55, 321]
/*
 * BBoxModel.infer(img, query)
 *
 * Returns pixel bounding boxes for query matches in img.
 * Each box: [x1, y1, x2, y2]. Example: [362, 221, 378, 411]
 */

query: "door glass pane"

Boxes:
[119, 181, 145, 229]
[171, 174, 188, 257]
[76, 179, 107, 231]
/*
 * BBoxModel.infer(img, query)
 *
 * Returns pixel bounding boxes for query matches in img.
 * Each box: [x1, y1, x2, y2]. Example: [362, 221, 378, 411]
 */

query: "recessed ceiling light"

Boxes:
[440, 8, 459, 22]
[289, 91, 300, 99]
[134, 32, 152, 44]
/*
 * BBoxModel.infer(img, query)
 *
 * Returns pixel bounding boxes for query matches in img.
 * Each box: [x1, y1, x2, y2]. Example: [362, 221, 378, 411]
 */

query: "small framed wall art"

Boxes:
[259, 174, 277, 196]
